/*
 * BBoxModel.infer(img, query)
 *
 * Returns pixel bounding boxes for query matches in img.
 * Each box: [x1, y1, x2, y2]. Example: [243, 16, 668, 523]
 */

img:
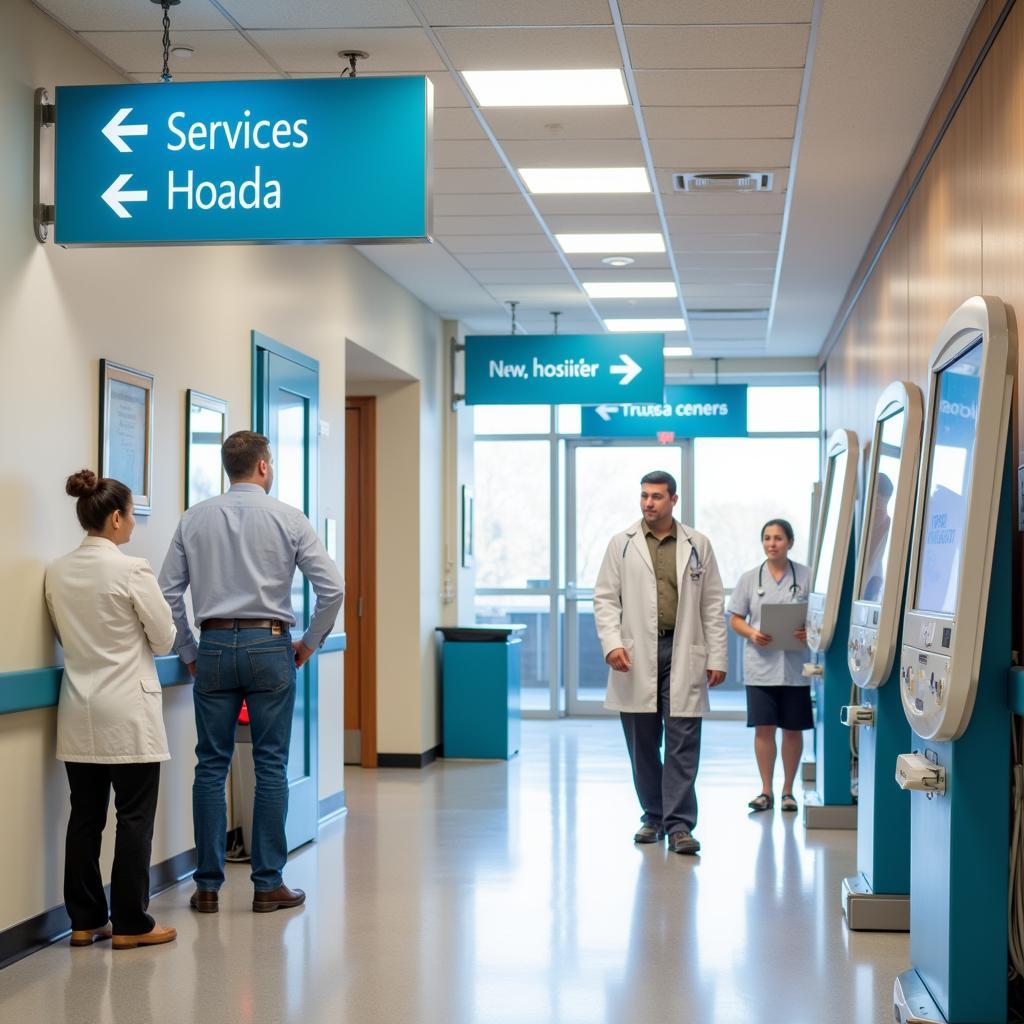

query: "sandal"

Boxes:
[780, 793, 798, 812]
[747, 792, 773, 812]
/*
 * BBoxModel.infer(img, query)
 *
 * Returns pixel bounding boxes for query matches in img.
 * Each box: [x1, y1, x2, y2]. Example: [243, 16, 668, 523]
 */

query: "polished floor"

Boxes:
[1, 720, 908, 1024]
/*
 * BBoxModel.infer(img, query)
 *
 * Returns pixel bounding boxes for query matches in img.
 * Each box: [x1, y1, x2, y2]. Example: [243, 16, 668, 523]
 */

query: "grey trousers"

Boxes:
[620, 633, 703, 836]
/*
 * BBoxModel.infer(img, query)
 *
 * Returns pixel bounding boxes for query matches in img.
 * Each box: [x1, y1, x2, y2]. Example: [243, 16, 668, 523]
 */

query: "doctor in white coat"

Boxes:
[594, 470, 727, 854]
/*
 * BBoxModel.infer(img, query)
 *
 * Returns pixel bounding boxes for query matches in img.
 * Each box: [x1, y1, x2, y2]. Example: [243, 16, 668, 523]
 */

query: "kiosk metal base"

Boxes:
[841, 874, 909, 931]
[894, 970, 944, 1022]
[803, 791, 856, 829]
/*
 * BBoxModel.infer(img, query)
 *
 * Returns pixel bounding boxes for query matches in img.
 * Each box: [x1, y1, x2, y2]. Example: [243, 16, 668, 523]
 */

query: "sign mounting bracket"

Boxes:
[34, 88, 55, 242]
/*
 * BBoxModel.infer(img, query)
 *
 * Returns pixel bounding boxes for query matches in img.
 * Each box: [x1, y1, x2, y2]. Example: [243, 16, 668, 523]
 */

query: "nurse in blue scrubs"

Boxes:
[728, 519, 811, 813]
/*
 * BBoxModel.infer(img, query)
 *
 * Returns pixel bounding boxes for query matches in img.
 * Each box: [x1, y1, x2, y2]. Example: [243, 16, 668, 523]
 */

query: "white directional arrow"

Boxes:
[610, 353, 642, 387]
[101, 174, 148, 219]
[102, 107, 149, 153]
[595, 404, 620, 422]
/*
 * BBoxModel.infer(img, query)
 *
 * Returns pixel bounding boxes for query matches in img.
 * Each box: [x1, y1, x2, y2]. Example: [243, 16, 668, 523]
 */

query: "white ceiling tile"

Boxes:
[668, 214, 784, 234]
[692, 318, 768, 339]
[434, 215, 541, 234]
[619, 0, 813, 25]
[33, 0, 232, 31]
[682, 289, 773, 305]
[434, 140, 504, 168]
[532, 195, 658, 216]
[543, 214, 662, 233]
[675, 252, 778, 269]
[445, 235, 555, 253]
[636, 69, 803, 106]
[77, 30, 275, 73]
[645, 106, 796, 139]
[435, 107, 489, 139]
[484, 107, 639, 142]
[434, 168, 520, 192]
[515, 315, 602, 332]
[627, 24, 810, 70]
[573, 267, 675, 282]
[419, 0, 611, 26]
[423, 71, 471, 106]
[471, 269, 576, 284]
[129, 71, 283, 82]
[436, 27, 621, 69]
[456, 252, 565, 269]
[484, 285, 590, 305]
[503, 139, 646, 167]
[435, 193, 533, 215]
[217, 0, 419, 29]
[251, 28, 446, 72]
[679, 267, 775, 284]
[591, 299, 682, 316]
[651, 139, 794, 167]
[673, 234, 780, 252]
[659, 192, 786, 215]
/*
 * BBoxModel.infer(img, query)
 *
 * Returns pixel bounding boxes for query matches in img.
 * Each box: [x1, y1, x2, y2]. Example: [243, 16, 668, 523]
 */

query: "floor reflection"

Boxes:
[2, 720, 908, 1024]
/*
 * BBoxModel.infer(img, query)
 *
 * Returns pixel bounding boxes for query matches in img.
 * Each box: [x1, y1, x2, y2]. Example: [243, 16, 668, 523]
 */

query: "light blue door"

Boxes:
[252, 332, 319, 851]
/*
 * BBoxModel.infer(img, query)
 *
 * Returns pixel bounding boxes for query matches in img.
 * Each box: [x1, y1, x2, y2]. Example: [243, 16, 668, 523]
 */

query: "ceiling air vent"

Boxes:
[673, 172, 773, 193]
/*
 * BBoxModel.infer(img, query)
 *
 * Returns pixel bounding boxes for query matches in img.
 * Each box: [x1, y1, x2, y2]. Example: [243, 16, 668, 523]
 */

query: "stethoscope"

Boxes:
[623, 527, 705, 581]
[756, 558, 800, 597]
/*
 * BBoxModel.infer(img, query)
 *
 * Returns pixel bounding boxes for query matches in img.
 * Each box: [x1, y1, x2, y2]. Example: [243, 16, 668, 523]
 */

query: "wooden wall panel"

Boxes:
[906, 83, 984, 386]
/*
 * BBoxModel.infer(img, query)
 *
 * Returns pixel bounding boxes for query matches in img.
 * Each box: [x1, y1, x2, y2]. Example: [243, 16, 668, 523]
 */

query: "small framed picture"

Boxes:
[99, 359, 154, 515]
[461, 484, 474, 568]
[185, 390, 228, 509]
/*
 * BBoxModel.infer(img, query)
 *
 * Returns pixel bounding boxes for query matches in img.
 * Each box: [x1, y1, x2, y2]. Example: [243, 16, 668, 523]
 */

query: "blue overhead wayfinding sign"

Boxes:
[581, 384, 748, 437]
[464, 334, 664, 405]
[53, 77, 432, 246]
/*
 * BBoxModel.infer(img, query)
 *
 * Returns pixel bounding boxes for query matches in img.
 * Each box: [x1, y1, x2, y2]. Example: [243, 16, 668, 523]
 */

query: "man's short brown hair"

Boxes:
[222, 431, 271, 481]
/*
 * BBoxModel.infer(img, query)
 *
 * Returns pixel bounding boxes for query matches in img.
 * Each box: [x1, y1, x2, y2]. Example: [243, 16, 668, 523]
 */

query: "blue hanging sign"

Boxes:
[581, 384, 748, 437]
[464, 333, 664, 405]
[53, 77, 432, 246]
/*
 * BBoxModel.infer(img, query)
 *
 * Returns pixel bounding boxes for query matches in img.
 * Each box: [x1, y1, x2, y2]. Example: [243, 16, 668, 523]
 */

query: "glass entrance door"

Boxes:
[565, 441, 689, 714]
[253, 332, 320, 851]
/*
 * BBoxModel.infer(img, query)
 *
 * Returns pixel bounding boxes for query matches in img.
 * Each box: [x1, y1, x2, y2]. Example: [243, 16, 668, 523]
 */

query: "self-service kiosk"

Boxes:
[892, 296, 1014, 1024]
[805, 429, 859, 829]
[840, 382, 923, 931]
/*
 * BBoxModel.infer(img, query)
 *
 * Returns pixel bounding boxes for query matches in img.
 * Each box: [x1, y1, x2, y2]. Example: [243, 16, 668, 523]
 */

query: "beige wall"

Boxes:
[0, 0, 449, 931]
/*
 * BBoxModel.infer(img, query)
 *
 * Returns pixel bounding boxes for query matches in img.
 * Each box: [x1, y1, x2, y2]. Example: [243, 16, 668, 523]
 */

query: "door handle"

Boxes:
[357, 597, 364, 618]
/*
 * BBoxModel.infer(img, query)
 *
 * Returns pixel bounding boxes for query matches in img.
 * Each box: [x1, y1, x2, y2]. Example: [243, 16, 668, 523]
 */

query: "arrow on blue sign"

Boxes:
[464, 334, 664, 405]
[102, 108, 148, 153]
[581, 384, 749, 437]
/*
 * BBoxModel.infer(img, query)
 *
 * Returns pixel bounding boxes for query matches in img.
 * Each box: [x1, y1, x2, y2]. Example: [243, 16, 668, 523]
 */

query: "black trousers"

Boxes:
[64, 761, 160, 936]
[620, 633, 703, 836]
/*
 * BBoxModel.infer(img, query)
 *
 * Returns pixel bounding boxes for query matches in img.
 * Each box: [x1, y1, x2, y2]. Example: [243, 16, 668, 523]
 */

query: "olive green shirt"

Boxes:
[644, 521, 678, 632]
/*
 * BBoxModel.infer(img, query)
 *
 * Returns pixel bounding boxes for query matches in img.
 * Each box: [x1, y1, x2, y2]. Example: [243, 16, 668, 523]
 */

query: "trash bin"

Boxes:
[227, 701, 254, 862]
[436, 625, 525, 759]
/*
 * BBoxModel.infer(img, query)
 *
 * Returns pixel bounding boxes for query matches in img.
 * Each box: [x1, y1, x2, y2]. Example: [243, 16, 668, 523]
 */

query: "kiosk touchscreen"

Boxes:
[847, 383, 924, 688]
[899, 297, 1013, 742]
[806, 429, 859, 653]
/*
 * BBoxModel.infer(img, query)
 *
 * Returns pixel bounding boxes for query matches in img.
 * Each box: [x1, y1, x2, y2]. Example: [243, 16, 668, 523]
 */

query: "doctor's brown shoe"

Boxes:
[190, 889, 219, 913]
[252, 884, 305, 913]
[668, 831, 701, 855]
[633, 824, 665, 843]
[111, 924, 177, 950]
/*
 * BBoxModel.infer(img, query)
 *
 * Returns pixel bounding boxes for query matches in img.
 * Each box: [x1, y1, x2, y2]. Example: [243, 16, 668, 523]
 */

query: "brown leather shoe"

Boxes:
[189, 888, 219, 913]
[70, 926, 112, 947]
[252, 884, 305, 913]
[111, 924, 177, 950]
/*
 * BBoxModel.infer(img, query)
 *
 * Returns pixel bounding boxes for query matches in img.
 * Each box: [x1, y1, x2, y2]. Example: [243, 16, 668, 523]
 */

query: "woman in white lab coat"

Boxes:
[728, 519, 812, 813]
[45, 470, 178, 950]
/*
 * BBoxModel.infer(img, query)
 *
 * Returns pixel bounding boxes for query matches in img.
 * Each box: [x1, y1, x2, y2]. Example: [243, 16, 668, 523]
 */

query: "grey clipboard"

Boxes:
[760, 602, 808, 651]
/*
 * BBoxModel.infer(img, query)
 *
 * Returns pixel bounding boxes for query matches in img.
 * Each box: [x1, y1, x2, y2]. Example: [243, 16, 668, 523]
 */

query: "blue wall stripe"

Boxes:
[0, 633, 345, 716]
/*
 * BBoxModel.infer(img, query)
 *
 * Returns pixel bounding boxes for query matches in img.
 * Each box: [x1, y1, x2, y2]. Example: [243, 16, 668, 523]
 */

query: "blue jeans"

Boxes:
[192, 627, 296, 892]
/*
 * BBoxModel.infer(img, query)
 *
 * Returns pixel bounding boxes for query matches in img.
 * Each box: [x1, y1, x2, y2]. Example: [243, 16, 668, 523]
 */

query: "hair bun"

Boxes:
[65, 469, 99, 498]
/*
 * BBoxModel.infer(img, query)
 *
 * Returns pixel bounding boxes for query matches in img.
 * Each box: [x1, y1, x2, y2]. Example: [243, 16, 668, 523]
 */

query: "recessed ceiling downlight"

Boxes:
[602, 256, 635, 267]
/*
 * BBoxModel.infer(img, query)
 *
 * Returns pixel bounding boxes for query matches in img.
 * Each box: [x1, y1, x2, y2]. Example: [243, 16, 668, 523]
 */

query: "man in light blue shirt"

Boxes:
[159, 430, 343, 914]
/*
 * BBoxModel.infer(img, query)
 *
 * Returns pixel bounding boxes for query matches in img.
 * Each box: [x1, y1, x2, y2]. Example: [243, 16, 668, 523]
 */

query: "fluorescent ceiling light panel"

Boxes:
[583, 281, 678, 299]
[519, 167, 650, 194]
[556, 233, 666, 254]
[605, 318, 687, 332]
[664, 346, 693, 357]
[461, 69, 629, 107]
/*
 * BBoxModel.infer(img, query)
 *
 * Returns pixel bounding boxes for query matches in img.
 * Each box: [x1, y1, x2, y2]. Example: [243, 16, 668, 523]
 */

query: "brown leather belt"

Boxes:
[201, 618, 287, 633]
